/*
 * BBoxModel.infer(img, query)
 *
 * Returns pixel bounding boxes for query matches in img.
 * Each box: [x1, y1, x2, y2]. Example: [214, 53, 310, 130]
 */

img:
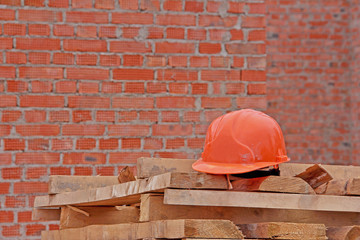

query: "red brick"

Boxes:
[158, 69, 197, 81]
[164, 0, 182, 11]
[96, 111, 115, 122]
[79, 82, 99, 93]
[147, 82, 166, 93]
[188, 29, 206, 40]
[110, 41, 152, 53]
[28, 139, 50, 150]
[1, 110, 21, 122]
[0, 66, 15, 78]
[122, 138, 141, 149]
[242, 16, 266, 28]
[73, 110, 92, 122]
[241, 70, 266, 82]
[6, 52, 26, 64]
[184, 111, 201, 122]
[148, 27, 164, 39]
[0, 125, 11, 137]
[53, 53, 74, 65]
[206, 1, 220, 12]
[26, 224, 46, 236]
[119, 0, 138, 10]
[201, 70, 240, 81]
[144, 138, 163, 149]
[48, 0, 68, 7]
[74, 167, 93, 175]
[199, 15, 237, 27]
[0, 9, 15, 20]
[226, 43, 266, 54]
[109, 152, 150, 164]
[54, 25, 74, 36]
[0, 153, 11, 165]
[24, 110, 46, 122]
[166, 138, 184, 149]
[100, 26, 117, 38]
[31, 80, 52, 93]
[96, 166, 115, 176]
[119, 111, 138, 122]
[76, 138, 96, 150]
[109, 125, 149, 136]
[122, 26, 139, 38]
[14, 182, 48, 194]
[99, 138, 118, 149]
[0, 38, 12, 49]
[112, 13, 153, 24]
[192, 83, 208, 94]
[185, 1, 204, 12]
[102, 82, 122, 93]
[95, 0, 115, 9]
[248, 3, 266, 14]
[19, 67, 63, 79]
[4, 23, 26, 36]
[248, 83, 267, 95]
[2, 167, 22, 179]
[228, 2, 245, 13]
[113, 69, 154, 80]
[0, 96, 17, 107]
[230, 29, 244, 40]
[0, 211, 13, 223]
[169, 83, 189, 94]
[64, 39, 107, 52]
[153, 124, 192, 136]
[199, 43, 221, 54]
[29, 24, 50, 36]
[20, 96, 64, 107]
[67, 11, 108, 23]
[26, 167, 47, 179]
[49, 111, 70, 122]
[188, 138, 205, 149]
[3, 225, 20, 237]
[202, 97, 232, 109]
[123, 55, 144, 66]
[162, 111, 180, 122]
[140, 0, 160, 11]
[77, 26, 97, 38]
[63, 153, 106, 164]
[166, 28, 185, 39]
[156, 42, 195, 53]
[29, 52, 51, 64]
[19, 10, 62, 22]
[232, 57, 245, 68]
[236, 97, 267, 109]
[68, 96, 110, 108]
[5, 196, 26, 208]
[124, 82, 145, 94]
[157, 97, 195, 108]
[67, 67, 109, 80]
[146, 56, 166, 66]
[4, 139, 25, 151]
[52, 139, 73, 150]
[16, 125, 59, 136]
[25, 0, 45, 6]
[226, 83, 245, 94]
[211, 56, 230, 68]
[248, 30, 266, 41]
[55, 81, 76, 93]
[169, 56, 187, 67]
[72, 0, 92, 8]
[100, 55, 121, 66]
[76, 54, 98, 66]
[63, 125, 105, 136]
[157, 14, 196, 26]
[50, 166, 71, 175]
[190, 56, 208, 67]
[209, 29, 228, 41]
[248, 57, 266, 69]
[7, 81, 27, 92]
[0, 183, 10, 194]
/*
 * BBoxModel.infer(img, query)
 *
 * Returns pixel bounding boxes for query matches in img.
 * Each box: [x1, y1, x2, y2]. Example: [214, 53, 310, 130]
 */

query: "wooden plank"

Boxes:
[326, 226, 360, 240]
[238, 222, 327, 240]
[35, 172, 227, 208]
[32, 208, 60, 221]
[41, 219, 244, 240]
[346, 178, 360, 195]
[164, 189, 360, 212]
[137, 157, 196, 178]
[48, 175, 119, 194]
[140, 194, 360, 226]
[295, 164, 333, 189]
[231, 176, 315, 194]
[60, 206, 139, 229]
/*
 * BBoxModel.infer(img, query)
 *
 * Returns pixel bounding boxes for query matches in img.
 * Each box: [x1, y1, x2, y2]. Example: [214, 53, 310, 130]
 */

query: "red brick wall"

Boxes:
[267, 0, 353, 164]
[0, 0, 266, 238]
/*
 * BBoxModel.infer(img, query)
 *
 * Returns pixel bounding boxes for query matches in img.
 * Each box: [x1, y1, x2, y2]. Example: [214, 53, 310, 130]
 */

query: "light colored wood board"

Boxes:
[238, 222, 326, 240]
[35, 172, 227, 208]
[60, 206, 139, 229]
[140, 194, 360, 226]
[48, 175, 119, 194]
[280, 163, 360, 179]
[164, 189, 360, 212]
[231, 176, 315, 194]
[347, 178, 360, 195]
[32, 208, 61, 221]
[41, 219, 244, 240]
[137, 157, 196, 178]
[295, 164, 333, 189]
[326, 226, 360, 240]
[317, 179, 347, 195]
[118, 166, 136, 183]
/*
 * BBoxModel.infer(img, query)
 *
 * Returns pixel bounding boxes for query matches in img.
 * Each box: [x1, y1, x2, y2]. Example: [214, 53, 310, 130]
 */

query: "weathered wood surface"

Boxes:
[32, 208, 61, 221]
[164, 189, 360, 212]
[231, 176, 315, 194]
[118, 166, 136, 183]
[313, 178, 360, 196]
[137, 157, 360, 179]
[137, 157, 196, 178]
[238, 222, 327, 240]
[48, 175, 119, 194]
[346, 178, 360, 195]
[326, 226, 360, 240]
[41, 219, 244, 240]
[60, 206, 139, 229]
[35, 172, 227, 207]
[140, 194, 360, 226]
[295, 164, 333, 189]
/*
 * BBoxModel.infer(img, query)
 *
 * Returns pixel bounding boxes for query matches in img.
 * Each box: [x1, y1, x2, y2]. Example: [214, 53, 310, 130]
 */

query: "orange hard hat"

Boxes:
[192, 109, 289, 174]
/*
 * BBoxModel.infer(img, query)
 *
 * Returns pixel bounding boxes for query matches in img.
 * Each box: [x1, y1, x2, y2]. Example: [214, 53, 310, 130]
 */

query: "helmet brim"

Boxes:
[192, 157, 290, 175]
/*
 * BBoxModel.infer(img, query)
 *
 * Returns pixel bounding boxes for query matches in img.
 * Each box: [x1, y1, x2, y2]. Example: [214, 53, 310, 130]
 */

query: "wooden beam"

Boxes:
[48, 175, 119, 194]
[238, 222, 327, 240]
[295, 164, 333, 189]
[346, 178, 360, 195]
[60, 206, 139, 229]
[326, 226, 360, 240]
[231, 176, 315, 194]
[140, 194, 360, 226]
[41, 219, 244, 240]
[137, 157, 196, 178]
[35, 172, 227, 208]
[164, 189, 360, 212]
[32, 208, 60, 221]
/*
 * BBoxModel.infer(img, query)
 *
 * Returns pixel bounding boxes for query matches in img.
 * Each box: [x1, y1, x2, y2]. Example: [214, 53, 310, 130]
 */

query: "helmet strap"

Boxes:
[226, 174, 233, 190]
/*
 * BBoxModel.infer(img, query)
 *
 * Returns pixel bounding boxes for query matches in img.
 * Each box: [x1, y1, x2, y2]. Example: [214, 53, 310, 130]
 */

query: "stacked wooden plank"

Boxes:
[33, 157, 360, 240]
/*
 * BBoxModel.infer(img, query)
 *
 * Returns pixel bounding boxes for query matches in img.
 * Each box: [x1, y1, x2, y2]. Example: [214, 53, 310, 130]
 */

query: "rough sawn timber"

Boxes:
[41, 219, 244, 240]
[164, 189, 360, 212]
[326, 226, 360, 240]
[35, 172, 227, 207]
[32, 208, 61, 221]
[295, 164, 333, 189]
